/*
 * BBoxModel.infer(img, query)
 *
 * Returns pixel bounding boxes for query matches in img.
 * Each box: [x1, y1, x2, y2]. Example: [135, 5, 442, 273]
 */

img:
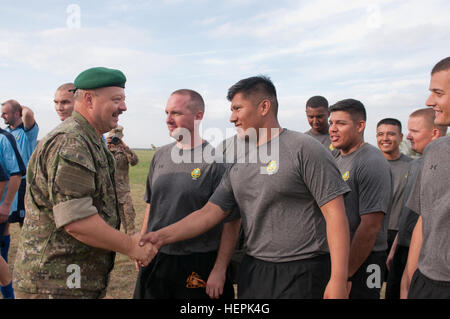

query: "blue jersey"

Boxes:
[0, 128, 26, 214]
[0, 163, 8, 182]
[6, 122, 39, 178]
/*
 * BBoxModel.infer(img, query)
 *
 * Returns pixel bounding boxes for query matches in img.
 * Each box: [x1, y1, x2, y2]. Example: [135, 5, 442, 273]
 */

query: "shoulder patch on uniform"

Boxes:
[58, 137, 96, 173]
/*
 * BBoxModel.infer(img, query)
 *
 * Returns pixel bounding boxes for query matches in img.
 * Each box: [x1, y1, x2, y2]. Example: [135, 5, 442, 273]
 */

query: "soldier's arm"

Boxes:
[321, 195, 351, 299]
[348, 212, 384, 277]
[400, 216, 422, 298]
[64, 213, 157, 266]
[140, 203, 151, 236]
[124, 145, 139, 166]
[21, 106, 36, 130]
[0, 175, 22, 223]
[140, 201, 230, 249]
[0, 180, 7, 200]
[0, 256, 11, 287]
[206, 218, 241, 299]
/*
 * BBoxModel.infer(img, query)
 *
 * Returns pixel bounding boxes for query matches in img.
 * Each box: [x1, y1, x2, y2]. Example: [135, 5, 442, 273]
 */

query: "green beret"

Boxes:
[74, 67, 126, 90]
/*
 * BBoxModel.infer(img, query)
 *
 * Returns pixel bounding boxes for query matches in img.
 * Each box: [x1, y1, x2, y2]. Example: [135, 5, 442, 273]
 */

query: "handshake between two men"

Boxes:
[129, 233, 158, 268]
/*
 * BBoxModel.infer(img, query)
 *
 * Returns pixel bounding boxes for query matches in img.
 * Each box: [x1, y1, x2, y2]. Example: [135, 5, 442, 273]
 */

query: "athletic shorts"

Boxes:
[133, 251, 234, 299]
[349, 251, 386, 299]
[238, 254, 331, 299]
[8, 179, 26, 224]
[385, 245, 409, 299]
[408, 270, 450, 299]
[0, 222, 6, 236]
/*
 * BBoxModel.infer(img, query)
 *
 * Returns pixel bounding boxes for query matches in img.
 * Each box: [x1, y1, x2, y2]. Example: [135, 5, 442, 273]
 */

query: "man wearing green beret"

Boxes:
[13, 67, 158, 299]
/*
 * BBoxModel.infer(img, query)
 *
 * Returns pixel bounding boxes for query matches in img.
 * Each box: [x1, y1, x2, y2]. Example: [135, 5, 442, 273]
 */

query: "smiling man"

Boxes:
[402, 57, 450, 299]
[376, 118, 412, 263]
[54, 83, 76, 121]
[385, 108, 447, 299]
[329, 99, 392, 299]
[141, 76, 352, 299]
[13, 67, 157, 299]
[304, 96, 339, 157]
[133, 89, 237, 300]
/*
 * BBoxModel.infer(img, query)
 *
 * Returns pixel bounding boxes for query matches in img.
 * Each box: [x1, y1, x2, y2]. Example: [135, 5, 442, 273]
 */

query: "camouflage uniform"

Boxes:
[108, 131, 138, 235]
[13, 111, 119, 299]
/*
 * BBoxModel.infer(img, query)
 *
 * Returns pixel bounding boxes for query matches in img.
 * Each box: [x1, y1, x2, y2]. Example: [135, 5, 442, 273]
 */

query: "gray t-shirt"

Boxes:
[406, 136, 450, 282]
[386, 153, 413, 231]
[304, 129, 340, 158]
[145, 141, 238, 255]
[397, 157, 422, 247]
[209, 129, 350, 263]
[335, 143, 393, 252]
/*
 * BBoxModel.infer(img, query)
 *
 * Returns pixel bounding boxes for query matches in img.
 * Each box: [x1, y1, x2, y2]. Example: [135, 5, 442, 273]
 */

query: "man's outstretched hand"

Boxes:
[128, 233, 158, 267]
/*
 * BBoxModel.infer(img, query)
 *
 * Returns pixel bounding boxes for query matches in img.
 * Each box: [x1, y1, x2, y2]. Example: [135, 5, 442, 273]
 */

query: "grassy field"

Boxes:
[7, 149, 155, 299]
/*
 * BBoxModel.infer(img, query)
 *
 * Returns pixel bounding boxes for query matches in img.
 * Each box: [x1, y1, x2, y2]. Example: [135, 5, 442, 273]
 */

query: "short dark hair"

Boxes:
[227, 75, 278, 116]
[377, 118, 402, 132]
[306, 96, 328, 109]
[329, 98, 366, 122]
[171, 89, 205, 113]
[431, 57, 450, 75]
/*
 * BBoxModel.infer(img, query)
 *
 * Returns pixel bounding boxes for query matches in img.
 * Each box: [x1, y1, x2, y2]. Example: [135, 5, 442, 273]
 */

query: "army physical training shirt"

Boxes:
[210, 129, 350, 263]
[335, 143, 392, 252]
[406, 137, 450, 282]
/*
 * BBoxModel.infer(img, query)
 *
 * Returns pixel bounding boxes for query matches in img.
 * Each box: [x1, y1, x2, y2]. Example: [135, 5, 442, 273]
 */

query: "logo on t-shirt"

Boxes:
[266, 160, 277, 175]
[342, 171, 350, 181]
[191, 168, 201, 180]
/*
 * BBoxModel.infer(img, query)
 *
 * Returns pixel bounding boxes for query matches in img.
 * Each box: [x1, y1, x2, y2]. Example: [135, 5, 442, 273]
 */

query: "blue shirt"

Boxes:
[6, 122, 39, 178]
[0, 128, 26, 214]
[0, 163, 8, 182]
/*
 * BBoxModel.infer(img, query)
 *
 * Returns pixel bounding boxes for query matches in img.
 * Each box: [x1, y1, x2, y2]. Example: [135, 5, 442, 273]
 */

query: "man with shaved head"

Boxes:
[402, 57, 450, 299]
[385, 108, 446, 299]
[133, 89, 237, 300]
[54, 83, 76, 121]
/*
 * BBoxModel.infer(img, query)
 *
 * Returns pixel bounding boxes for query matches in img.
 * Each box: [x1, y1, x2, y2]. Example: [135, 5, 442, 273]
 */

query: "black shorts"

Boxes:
[349, 251, 386, 299]
[8, 179, 26, 224]
[238, 254, 331, 299]
[0, 222, 6, 236]
[408, 270, 450, 299]
[133, 251, 234, 299]
[385, 244, 409, 299]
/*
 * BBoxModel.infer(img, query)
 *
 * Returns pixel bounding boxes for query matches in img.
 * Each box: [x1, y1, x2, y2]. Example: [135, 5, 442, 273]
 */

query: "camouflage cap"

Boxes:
[108, 125, 124, 138]
[74, 67, 126, 90]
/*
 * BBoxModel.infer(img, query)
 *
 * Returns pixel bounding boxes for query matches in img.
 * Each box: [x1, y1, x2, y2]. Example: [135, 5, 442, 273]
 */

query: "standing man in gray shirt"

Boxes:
[385, 108, 447, 299]
[304, 96, 339, 157]
[141, 76, 352, 299]
[329, 99, 393, 299]
[402, 57, 450, 299]
[133, 89, 238, 299]
[376, 118, 412, 265]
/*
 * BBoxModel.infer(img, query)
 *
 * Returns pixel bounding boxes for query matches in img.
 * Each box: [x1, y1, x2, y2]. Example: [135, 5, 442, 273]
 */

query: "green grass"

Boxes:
[129, 149, 155, 186]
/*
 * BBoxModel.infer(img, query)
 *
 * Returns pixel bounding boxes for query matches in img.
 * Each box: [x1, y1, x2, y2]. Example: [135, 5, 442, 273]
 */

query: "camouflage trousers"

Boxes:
[15, 289, 105, 299]
[118, 192, 136, 235]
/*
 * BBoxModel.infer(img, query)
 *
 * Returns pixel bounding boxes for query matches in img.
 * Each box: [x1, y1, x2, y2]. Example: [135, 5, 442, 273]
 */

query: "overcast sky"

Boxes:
[0, 0, 449, 148]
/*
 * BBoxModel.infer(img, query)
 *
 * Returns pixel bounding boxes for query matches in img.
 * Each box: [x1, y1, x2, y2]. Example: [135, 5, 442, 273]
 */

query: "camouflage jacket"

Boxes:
[108, 144, 138, 202]
[13, 111, 119, 298]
